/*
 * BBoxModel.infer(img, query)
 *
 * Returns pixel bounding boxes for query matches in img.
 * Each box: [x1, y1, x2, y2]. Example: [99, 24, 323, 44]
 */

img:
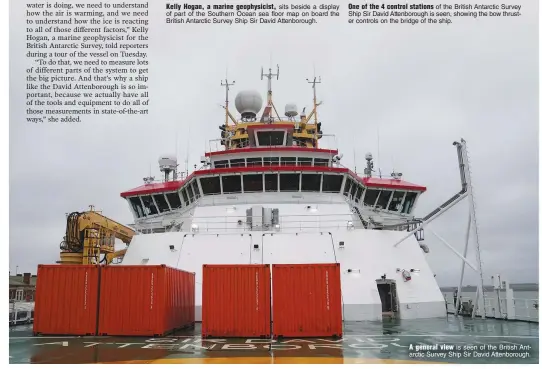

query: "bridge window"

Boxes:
[200, 177, 221, 195]
[257, 131, 285, 146]
[153, 194, 170, 213]
[314, 158, 329, 167]
[363, 189, 379, 206]
[402, 192, 417, 214]
[191, 181, 201, 198]
[301, 173, 321, 192]
[376, 190, 392, 208]
[349, 182, 357, 199]
[281, 157, 296, 166]
[298, 157, 313, 166]
[141, 195, 158, 216]
[264, 173, 278, 192]
[166, 192, 182, 209]
[181, 189, 189, 206]
[243, 174, 263, 192]
[186, 184, 195, 202]
[280, 173, 300, 192]
[230, 158, 246, 168]
[322, 174, 343, 193]
[222, 175, 241, 193]
[388, 191, 405, 211]
[355, 185, 364, 202]
[247, 157, 262, 167]
[343, 178, 352, 196]
[263, 157, 279, 166]
[214, 160, 229, 169]
[129, 197, 145, 218]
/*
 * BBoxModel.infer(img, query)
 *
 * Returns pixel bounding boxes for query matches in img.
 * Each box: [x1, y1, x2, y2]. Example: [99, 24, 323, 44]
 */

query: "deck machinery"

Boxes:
[58, 206, 135, 265]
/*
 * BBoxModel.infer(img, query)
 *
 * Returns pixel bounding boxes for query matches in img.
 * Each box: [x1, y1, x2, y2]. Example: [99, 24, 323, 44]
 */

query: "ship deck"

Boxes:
[9, 316, 538, 364]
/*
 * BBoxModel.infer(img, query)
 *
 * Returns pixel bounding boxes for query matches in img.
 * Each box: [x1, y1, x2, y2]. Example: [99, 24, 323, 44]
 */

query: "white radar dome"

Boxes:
[235, 90, 263, 120]
[285, 103, 298, 117]
[158, 155, 177, 170]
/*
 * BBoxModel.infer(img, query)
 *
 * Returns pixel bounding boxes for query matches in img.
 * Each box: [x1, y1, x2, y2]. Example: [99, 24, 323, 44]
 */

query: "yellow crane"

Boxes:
[58, 206, 135, 265]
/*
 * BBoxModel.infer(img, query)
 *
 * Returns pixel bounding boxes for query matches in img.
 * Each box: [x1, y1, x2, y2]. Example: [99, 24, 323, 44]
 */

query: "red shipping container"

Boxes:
[202, 264, 271, 338]
[272, 263, 343, 338]
[98, 265, 195, 336]
[33, 264, 100, 336]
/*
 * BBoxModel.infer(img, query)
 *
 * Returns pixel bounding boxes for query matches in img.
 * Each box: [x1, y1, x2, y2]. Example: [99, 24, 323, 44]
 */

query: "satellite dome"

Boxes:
[285, 103, 298, 117]
[235, 90, 263, 120]
[158, 155, 177, 170]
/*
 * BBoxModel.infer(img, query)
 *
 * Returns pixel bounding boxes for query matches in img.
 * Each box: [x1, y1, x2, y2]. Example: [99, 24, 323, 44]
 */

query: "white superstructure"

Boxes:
[119, 67, 481, 322]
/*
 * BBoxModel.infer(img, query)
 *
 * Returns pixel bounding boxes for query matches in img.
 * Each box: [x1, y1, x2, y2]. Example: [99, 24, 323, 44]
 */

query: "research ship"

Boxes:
[10, 67, 539, 365]
[118, 66, 470, 322]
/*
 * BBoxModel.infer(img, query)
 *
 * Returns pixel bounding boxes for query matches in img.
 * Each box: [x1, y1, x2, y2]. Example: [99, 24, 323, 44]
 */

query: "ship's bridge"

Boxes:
[120, 153, 426, 222]
[120, 69, 426, 226]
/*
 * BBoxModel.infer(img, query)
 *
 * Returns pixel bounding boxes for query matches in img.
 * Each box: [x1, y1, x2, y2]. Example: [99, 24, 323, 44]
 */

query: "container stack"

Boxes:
[33, 265, 100, 336]
[98, 265, 195, 336]
[200, 262, 343, 338]
[33, 264, 195, 337]
[272, 263, 343, 338]
[202, 264, 271, 338]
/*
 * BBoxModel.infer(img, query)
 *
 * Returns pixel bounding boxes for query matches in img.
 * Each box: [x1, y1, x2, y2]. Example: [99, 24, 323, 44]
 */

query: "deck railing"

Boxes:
[445, 296, 538, 323]
[187, 213, 357, 232]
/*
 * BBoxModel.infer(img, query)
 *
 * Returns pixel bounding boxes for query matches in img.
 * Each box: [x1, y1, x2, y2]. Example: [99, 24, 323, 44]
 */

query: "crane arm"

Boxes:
[62, 210, 135, 252]
[105, 248, 127, 265]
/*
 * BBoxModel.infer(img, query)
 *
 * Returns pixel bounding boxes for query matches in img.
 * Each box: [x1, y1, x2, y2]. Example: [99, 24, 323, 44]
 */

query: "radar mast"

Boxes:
[260, 64, 279, 123]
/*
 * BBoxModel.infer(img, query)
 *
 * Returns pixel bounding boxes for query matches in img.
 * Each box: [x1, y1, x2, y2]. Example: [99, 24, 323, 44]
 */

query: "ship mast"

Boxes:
[221, 78, 235, 128]
[260, 64, 279, 123]
[306, 75, 322, 148]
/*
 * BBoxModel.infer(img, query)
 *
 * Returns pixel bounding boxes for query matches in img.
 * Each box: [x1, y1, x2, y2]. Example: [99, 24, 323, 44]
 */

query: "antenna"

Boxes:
[353, 149, 357, 174]
[260, 64, 279, 122]
[221, 77, 235, 128]
[306, 74, 322, 148]
[185, 123, 191, 178]
[377, 126, 382, 178]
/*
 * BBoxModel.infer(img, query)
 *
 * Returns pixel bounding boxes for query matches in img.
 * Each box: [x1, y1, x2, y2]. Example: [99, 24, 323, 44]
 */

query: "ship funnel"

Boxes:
[159, 155, 178, 182]
[235, 90, 263, 121]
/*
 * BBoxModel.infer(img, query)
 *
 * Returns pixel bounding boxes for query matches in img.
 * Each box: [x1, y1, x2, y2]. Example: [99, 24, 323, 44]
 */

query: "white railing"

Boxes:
[444, 296, 538, 322]
[206, 134, 339, 154]
[188, 213, 356, 233]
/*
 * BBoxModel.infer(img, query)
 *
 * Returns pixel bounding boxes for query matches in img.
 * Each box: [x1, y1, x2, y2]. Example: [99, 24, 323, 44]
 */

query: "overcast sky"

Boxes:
[10, 0, 538, 287]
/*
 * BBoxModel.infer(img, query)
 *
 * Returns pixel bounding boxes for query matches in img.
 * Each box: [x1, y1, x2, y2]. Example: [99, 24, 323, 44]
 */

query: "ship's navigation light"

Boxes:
[191, 224, 199, 232]
[402, 269, 411, 281]
[346, 220, 354, 229]
[274, 223, 280, 230]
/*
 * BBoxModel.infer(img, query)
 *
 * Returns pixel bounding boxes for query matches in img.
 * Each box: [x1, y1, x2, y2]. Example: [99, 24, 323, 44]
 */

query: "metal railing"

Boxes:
[445, 296, 538, 322]
[188, 213, 356, 232]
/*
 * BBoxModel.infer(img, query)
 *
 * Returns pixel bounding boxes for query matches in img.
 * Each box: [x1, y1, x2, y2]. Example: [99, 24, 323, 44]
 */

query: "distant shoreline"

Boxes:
[440, 283, 539, 292]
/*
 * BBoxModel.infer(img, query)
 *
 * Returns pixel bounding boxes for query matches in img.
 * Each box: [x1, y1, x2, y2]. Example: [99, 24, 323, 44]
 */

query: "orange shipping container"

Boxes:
[202, 264, 271, 338]
[98, 265, 195, 336]
[272, 263, 343, 338]
[33, 265, 100, 336]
